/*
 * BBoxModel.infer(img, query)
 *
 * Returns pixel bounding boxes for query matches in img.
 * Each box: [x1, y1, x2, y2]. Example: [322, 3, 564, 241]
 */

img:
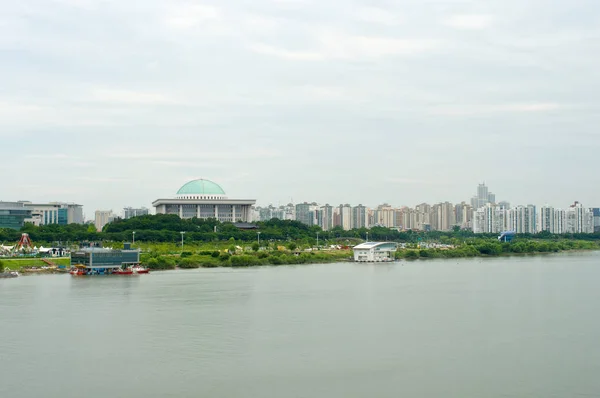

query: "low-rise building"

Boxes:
[123, 207, 149, 219]
[21, 202, 84, 226]
[0, 202, 32, 230]
[353, 242, 397, 262]
[70, 244, 140, 274]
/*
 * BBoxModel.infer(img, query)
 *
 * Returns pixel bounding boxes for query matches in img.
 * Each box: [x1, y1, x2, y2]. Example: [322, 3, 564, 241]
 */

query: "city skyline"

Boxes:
[2, 181, 598, 222]
[2, 0, 600, 214]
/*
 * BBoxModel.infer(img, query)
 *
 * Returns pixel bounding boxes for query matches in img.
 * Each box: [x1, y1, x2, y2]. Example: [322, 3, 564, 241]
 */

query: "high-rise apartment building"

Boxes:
[295, 202, 318, 226]
[471, 183, 497, 210]
[432, 202, 455, 231]
[374, 204, 395, 228]
[351, 205, 368, 229]
[593, 208, 600, 233]
[472, 203, 506, 233]
[95, 210, 116, 232]
[507, 205, 537, 234]
[317, 204, 334, 231]
[339, 204, 352, 231]
[564, 202, 594, 233]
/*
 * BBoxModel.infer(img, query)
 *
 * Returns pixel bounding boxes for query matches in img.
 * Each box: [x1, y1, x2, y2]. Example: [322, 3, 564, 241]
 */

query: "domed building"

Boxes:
[152, 179, 256, 222]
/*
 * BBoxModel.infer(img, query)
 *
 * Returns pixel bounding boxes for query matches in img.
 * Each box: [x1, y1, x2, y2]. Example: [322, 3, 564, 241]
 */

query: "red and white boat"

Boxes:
[70, 269, 87, 276]
[113, 268, 134, 275]
[132, 265, 150, 274]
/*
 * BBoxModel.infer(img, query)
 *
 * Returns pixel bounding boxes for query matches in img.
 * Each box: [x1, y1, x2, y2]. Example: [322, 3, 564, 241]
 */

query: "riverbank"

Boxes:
[0, 258, 70, 271]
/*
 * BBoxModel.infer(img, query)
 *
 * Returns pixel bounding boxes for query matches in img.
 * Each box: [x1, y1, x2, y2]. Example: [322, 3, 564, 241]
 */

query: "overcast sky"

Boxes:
[1, 0, 599, 219]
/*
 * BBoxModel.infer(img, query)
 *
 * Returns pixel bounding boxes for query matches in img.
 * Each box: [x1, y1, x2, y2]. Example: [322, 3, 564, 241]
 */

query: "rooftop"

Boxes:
[176, 179, 226, 196]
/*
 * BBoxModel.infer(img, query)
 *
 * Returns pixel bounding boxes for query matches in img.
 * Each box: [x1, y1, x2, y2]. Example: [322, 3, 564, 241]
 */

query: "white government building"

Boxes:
[152, 179, 256, 222]
[353, 242, 398, 262]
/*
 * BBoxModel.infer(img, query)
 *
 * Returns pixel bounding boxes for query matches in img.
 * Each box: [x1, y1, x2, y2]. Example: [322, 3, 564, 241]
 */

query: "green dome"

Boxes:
[177, 179, 226, 196]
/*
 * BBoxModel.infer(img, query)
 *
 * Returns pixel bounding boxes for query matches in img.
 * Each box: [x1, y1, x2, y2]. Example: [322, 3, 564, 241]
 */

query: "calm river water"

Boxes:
[2, 253, 600, 398]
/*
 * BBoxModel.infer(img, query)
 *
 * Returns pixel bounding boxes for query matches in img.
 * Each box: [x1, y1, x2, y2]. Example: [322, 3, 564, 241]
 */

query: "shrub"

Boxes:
[405, 250, 419, 259]
[178, 258, 200, 269]
[146, 256, 176, 270]
[180, 251, 193, 258]
[211, 251, 220, 258]
[230, 255, 259, 267]
[219, 253, 231, 261]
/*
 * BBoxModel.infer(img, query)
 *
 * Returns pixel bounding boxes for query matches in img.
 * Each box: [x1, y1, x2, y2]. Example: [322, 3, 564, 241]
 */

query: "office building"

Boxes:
[0, 202, 32, 230]
[153, 179, 256, 223]
[21, 202, 84, 226]
[123, 207, 149, 219]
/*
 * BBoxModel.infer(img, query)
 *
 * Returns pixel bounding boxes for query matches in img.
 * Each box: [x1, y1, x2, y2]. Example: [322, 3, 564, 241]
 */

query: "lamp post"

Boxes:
[180, 231, 185, 251]
[366, 232, 369, 242]
[316, 232, 319, 248]
[257, 231, 261, 245]
[132, 231, 136, 245]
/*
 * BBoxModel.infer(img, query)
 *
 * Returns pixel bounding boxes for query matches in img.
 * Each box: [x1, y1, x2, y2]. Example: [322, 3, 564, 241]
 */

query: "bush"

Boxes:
[180, 251, 193, 258]
[230, 255, 259, 267]
[211, 251, 220, 258]
[178, 258, 200, 269]
[268, 256, 284, 265]
[287, 242, 297, 251]
[219, 253, 231, 262]
[257, 252, 269, 259]
[0, 260, 4, 273]
[405, 250, 419, 259]
[251, 242, 260, 252]
[146, 256, 176, 270]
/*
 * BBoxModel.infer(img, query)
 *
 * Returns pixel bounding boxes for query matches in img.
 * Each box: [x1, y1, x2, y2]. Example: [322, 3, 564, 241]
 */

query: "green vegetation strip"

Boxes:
[0, 258, 70, 271]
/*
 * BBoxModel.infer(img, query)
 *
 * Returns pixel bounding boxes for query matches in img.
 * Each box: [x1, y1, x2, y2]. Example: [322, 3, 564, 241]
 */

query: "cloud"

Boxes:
[432, 102, 564, 116]
[354, 7, 401, 26]
[247, 43, 322, 60]
[90, 88, 177, 105]
[165, 4, 222, 29]
[250, 32, 438, 60]
[443, 14, 493, 30]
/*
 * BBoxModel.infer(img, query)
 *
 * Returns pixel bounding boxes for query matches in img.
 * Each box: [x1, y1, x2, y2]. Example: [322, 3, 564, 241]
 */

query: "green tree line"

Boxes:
[2, 214, 600, 245]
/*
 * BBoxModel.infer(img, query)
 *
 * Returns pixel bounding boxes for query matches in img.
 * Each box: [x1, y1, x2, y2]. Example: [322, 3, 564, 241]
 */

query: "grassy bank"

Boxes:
[140, 248, 352, 270]
[1, 257, 70, 271]
[395, 239, 600, 260]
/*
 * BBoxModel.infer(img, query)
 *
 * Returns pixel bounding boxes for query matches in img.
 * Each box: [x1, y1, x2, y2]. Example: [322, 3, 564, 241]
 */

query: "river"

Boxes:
[2, 252, 600, 398]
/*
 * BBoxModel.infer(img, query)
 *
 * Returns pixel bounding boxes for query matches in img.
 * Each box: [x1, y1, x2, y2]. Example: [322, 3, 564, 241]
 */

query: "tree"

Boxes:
[0, 260, 4, 273]
[251, 242, 259, 252]
[287, 242, 297, 251]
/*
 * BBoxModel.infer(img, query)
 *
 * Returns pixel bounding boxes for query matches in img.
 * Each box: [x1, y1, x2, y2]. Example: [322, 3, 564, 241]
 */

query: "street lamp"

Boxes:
[257, 231, 261, 245]
[366, 232, 369, 242]
[180, 231, 185, 251]
[132, 231, 136, 245]
[316, 232, 319, 248]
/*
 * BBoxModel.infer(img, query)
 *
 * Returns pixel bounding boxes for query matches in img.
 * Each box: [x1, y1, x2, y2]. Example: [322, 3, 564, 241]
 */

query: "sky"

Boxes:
[1, 0, 599, 219]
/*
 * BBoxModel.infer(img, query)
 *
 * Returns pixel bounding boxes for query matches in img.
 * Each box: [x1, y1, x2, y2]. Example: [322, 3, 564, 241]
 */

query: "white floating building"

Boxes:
[353, 242, 397, 262]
